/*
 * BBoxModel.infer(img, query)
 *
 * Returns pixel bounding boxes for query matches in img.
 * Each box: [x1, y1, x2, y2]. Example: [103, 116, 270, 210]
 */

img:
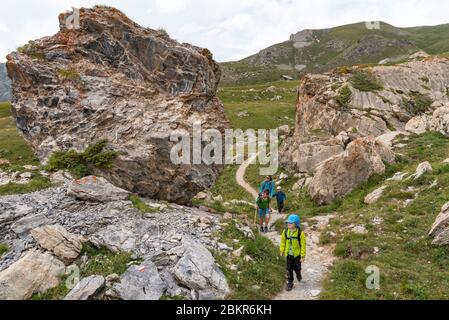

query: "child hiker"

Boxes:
[256, 190, 271, 233]
[275, 186, 287, 214]
[280, 214, 306, 291]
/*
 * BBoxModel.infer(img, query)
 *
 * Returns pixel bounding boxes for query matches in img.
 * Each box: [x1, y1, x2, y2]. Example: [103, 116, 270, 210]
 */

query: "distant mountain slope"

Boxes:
[0, 63, 11, 101]
[220, 22, 449, 86]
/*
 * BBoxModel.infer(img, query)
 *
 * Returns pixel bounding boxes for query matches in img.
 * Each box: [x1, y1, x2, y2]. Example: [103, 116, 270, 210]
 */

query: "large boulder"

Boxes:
[309, 137, 395, 205]
[430, 105, 449, 137]
[6, 6, 229, 205]
[429, 202, 449, 246]
[108, 259, 166, 300]
[170, 236, 230, 299]
[67, 176, 130, 203]
[30, 224, 85, 263]
[0, 250, 65, 300]
[280, 137, 345, 174]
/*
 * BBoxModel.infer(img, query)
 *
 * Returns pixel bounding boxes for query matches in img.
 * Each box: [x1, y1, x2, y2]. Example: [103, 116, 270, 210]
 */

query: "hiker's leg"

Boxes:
[294, 257, 302, 281]
[286, 256, 294, 284]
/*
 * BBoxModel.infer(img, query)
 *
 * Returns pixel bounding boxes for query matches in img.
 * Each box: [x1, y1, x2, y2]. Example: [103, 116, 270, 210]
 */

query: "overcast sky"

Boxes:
[1, 0, 449, 63]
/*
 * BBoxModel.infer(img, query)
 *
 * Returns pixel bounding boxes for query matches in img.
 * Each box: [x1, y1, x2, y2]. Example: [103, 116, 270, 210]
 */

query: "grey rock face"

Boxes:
[0, 63, 11, 101]
[67, 176, 131, 203]
[6, 7, 229, 205]
[171, 236, 230, 299]
[108, 260, 166, 300]
[11, 214, 51, 236]
[64, 275, 105, 300]
[429, 202, 449, 246]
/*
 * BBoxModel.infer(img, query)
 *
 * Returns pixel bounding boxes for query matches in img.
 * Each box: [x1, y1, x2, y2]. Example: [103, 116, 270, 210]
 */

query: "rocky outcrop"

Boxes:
[0, 250, 65, 300]
[30, 224, 84, 263]
[429, 202, 449, 246]
[309, 137, 395, 205]
[0, 177, 231, 300]
[0, 63, 11, 101]
[67, 176, 130, 203]
[6, 7, 229, 205]
[292, 59, 449, 139]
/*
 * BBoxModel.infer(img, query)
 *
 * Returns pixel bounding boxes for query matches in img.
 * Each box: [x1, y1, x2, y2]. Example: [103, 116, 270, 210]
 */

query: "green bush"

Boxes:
[402, 92, 433, 115]
[57, 68, 80, 80]
[17, 41, 45, 60]
[46, 140, 117, 179]
[130, 195, 160, 214]
[350, 70, 383, 92]
[336, 85, 353, 107]
[0, 244, 8, 257]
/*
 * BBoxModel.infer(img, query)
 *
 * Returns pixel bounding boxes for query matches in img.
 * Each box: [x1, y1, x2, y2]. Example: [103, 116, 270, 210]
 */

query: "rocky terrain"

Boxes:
[0, 63, 11, 101]
[0, 175, 236, 300]
[6, 6, 229, 205]
[220, 22, 449, 85]
[281, 57, 449, 204]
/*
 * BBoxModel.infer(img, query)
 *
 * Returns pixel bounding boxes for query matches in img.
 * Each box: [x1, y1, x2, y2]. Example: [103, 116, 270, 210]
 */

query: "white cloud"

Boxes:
[1, 0, 449, 63]
[0, 24, 8, 32]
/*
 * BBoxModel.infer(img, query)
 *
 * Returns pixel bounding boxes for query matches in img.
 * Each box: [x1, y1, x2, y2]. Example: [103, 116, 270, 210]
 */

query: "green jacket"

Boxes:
[256, 197, 270, 209]
[280, 228, 306, 258]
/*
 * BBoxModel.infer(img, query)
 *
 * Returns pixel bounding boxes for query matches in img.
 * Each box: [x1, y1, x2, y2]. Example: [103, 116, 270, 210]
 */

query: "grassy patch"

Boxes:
[17, 41, 45, 60]
[0, 175, 53, 196]
[0, 244, 8, 257]
[214, 222, 285, 300]
[46, 140, 117, 179]
[402, 92, 434, 115]
[57, 68, 80, 80]
[350, 70, 383, 92]
[129, 195, 160, 214]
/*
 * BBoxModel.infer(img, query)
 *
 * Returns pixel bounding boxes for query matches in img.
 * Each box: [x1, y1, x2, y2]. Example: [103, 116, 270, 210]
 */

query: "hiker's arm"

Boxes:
[300, 232, 306, 259]
[279, 231, 286, 256]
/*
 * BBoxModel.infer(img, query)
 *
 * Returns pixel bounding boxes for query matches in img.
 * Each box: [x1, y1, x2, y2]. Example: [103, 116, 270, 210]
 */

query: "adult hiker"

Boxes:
[274, 186, 287, 214]
[280, 214, 306, 291]
[259, 175, 275, 199]
[256, 190, 271, 233]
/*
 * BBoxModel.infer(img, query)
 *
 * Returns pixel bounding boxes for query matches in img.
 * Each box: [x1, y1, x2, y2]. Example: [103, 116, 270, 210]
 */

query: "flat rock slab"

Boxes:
[11, 214, 51, 236]
[31, 224, 84, 263]
[108, 260, 166, 300]
[67, 176, 131, 203]
[64, 275, 105, 300]
[0, 250, 65, 300]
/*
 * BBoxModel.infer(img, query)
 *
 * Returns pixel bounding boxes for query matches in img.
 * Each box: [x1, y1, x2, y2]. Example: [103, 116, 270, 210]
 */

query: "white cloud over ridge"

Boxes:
[0, 0, 449, 62]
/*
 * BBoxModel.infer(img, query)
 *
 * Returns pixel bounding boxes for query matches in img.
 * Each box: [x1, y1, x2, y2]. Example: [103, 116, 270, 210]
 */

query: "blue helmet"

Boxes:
[286, 214, 301, 228]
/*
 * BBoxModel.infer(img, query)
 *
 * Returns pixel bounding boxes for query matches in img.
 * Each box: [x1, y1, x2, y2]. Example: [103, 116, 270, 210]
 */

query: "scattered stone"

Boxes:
[0, 250, 65, 300]
[195, 192, 208, 200]
[233, 246, 244, 258]
[352, 225, 368, 235]
[364, 186, 387, 205]
[388, 172, 408, 181]
[217, 243, 233, 252]
[444, 159, 449, 164]
[429, 202, 449, 246]
[310, 290, 321, 297]
[279, 173, 289, 180]
[413, 162, 433, 180]
[0, 159, 11, 166]
[67, 176, 131, 203]
[373, 216, 384, 225]
[278, 125, 290, 136]
[64, 275, 105, 300]
[108, 260, 166, 300]
[49, 171, 73, 184]
[30, 224, 84, 263]
[23, 165, 39, 171]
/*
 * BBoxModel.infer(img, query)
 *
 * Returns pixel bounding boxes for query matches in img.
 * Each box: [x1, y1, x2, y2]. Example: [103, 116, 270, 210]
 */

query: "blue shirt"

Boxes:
[259, 180, 275, 198]
[275, 191, 287, 203]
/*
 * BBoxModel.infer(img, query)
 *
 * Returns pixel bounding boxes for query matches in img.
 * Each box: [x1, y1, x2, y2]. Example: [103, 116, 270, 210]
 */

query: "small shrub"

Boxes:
[336, 85, 352, 107]
[350, 70, 383, 92]
[17, 41, 45, 60]
[46, 140, 117, 179]
[420, 76, 430, 84]
[402, 92, 433, 115]
[130, 195, 159, 214]
[57, 68, 80, 80]
[0, 244, 8, 257]
[157, 28, 169, 37]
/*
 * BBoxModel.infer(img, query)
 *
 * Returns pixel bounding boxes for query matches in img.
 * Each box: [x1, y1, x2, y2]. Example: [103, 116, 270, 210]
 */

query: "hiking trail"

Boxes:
[235, 155, 335, 300]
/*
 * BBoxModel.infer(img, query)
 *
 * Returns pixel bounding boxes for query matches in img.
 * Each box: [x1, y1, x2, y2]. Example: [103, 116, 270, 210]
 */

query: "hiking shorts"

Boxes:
[258, 208, 269, 218]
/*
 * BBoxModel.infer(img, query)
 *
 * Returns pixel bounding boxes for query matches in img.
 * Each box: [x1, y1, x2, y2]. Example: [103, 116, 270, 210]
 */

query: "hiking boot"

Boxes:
[264, 227, 269, 233]
[286, 283, 294, 291]
[260, 226, 264, 233]
[297, 275, 303, 283]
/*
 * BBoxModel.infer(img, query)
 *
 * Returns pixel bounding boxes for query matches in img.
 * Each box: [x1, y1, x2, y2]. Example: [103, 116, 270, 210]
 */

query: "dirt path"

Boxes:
[235, 157, 335, 300]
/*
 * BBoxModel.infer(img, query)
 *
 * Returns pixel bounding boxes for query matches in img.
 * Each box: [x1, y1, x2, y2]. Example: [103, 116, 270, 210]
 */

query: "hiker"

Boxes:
[256, 190, 271, 233]
[280, 214, 306, 291]
[275, 186, 287, 214]
[259, 175, 275, 199]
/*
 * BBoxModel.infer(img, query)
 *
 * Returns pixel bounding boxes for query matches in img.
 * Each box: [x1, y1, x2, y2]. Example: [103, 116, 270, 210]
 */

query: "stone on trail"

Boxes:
[67, 176, 131, 203]
[30, 224, 85, 263]
[0, 250, 65, 300]
[64, 275, 105, 300]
